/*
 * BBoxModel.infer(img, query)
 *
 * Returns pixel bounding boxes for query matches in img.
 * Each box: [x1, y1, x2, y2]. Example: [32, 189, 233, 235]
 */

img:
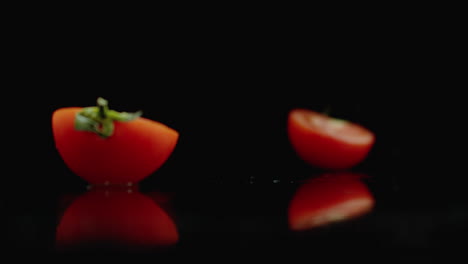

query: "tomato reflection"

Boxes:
[55, 185, 178, 251]
[288, 172, 375, 231]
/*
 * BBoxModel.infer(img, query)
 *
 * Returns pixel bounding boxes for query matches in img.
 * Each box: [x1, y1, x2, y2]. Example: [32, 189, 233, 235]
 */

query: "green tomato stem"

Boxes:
[97, 97, 109, 119]
[75, 97, 142, 138]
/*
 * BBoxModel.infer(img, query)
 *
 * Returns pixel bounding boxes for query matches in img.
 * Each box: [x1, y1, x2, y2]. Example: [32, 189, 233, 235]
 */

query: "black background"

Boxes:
[1, 9, 465, 259]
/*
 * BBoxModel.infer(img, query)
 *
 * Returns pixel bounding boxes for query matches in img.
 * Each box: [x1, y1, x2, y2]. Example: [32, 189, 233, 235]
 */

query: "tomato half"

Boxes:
[52, 103, 178, 185]
[288, 172, 375, 231]
[287, 108, 375, 170]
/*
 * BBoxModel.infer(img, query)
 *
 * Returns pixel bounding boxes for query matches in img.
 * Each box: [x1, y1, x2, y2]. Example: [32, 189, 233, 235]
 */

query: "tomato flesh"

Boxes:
[288, 108, 375, 170]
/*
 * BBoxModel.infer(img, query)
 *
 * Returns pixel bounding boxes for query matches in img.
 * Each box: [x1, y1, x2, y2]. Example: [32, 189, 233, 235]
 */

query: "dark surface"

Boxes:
[2, 14, 464, 260]
[3, 95, 464, 259]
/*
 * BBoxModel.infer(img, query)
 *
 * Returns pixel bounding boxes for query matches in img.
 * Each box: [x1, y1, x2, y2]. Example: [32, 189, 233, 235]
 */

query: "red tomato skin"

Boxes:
[287, 109, 375, 170]
[55, 188, 179, 250]
[52, 107, 179, 184]
[288, 172, 375, 231]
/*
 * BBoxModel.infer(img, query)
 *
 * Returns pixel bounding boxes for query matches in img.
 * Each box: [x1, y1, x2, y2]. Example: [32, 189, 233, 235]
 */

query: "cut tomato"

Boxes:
[52, 98, 179, 184]
[288, 172, 375, 231]
[287, 108, 375, 170]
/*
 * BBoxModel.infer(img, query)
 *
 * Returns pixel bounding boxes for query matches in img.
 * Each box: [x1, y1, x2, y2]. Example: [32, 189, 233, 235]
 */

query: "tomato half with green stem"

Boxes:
[287, 108, 375, 170]
[52, 97, 179, 185]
